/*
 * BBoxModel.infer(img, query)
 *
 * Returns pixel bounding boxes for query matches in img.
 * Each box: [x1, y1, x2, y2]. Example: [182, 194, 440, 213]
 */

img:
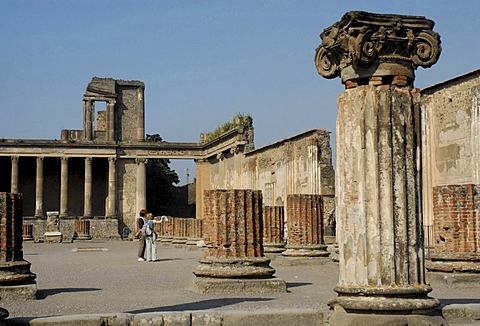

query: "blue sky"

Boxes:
[1, 1, 479, 184]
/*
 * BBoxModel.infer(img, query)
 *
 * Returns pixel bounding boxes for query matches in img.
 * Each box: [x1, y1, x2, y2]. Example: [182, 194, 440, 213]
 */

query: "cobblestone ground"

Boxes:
[2, 241, 480, 320]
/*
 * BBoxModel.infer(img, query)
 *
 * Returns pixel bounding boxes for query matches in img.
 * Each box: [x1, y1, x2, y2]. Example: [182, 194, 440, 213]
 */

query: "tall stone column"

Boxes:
[60, 157, 69, 218]
[107, 157, 117, 218]
[10, 156, 19, 194]
[84, 157, 92, 218]
[315, 11, 444, 324]
[83, 100, 94, 141]
[135, 158, 147, 217]
[190, 189, 286, 293]
[34, 156, 44, 218]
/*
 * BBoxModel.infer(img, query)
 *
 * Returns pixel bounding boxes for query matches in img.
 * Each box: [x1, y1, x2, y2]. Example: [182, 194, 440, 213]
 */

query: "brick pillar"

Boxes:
[158, 217, 173, 243]
[73, 219, 92, 241]
[283, 195, 328, 257]
[190, 189, 286, 293]
[22, 224, 34, 242]
[0, 193, 37, 300]
[263, 206, 286, 253]
[172, 218, 188, 245]
[186, 218, 203, 246]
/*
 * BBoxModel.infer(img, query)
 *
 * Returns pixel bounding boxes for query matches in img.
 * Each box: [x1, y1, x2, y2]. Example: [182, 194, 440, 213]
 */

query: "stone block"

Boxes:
[187, 277, 287, 294]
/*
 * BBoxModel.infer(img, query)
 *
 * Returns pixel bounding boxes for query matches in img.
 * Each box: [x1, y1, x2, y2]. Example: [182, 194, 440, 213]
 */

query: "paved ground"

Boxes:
[3, 240, 480, 324]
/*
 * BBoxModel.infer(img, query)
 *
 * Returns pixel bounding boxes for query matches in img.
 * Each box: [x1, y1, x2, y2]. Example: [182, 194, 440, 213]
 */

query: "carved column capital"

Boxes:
[315, 11, 441, 85]
[135, 158, 148, 165]
[11, 156, 19, 164]
[108, 157, 116, 164]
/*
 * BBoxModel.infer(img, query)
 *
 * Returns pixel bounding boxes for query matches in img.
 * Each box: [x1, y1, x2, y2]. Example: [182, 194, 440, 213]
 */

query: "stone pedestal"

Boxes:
[315, 11, 445, 324]
[263, 206, 286, 253]
[283, 195, 328, 257]
[44, 211, 62, 243]
[0, 193, 37, 300]
[190, 189, 286, 293]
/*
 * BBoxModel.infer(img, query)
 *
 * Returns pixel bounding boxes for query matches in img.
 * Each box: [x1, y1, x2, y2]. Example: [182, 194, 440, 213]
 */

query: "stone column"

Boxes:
[190, 189, 286, 293]
[10, 156, 19, 194]
[135, 158, 147, 217]
[136, 88, 145, 141]
[34, 156, 44, 218]
[83, 100, 93, 141]
[84, 157, 93, 218]
[0, 192, 37, 300]
[107, 101, 115, 142]
[315, 11, 444, 324]
[263, 206, 286, 253]
[60, 157, 69, 218]
[283, 194, 328, 257]
[107, 157, 117, 218]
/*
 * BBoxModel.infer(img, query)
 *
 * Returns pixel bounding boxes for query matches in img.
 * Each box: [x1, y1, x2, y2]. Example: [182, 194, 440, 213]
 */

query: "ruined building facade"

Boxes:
[0, 77, 335, 241]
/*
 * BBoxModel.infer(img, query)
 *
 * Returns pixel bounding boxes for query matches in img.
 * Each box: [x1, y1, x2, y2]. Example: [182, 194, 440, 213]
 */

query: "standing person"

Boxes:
[144, 213, 157, 262]
[136, 209, 147, 262]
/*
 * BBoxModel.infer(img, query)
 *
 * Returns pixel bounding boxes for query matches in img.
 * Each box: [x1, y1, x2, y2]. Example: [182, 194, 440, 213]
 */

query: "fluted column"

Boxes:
[263, 206, 286, 253]
[84, 157, 92, 218]
[107, 157, 117, 218]
[60, 157, 69, 217]
[135, 158, 147, 217]
[34, 157, 44, 218]
[315, 11, 444, 323]
[10, 156, 19, 194]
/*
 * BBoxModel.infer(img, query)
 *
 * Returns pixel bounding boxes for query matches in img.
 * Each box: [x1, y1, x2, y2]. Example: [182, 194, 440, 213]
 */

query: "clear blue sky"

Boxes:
[1, 1, 479, 184]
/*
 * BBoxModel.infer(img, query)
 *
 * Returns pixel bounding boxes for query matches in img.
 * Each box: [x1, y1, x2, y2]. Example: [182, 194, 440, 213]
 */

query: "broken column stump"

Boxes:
[315, 11, 445, 325]
[283, 194, 329, 257]
[262, 206, 286, 253]
[189, 189, 286, 293]
[0, 192, 37, 300]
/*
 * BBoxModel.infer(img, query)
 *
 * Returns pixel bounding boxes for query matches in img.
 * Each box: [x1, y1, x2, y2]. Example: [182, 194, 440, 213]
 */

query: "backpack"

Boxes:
[141, 218, 152, 236]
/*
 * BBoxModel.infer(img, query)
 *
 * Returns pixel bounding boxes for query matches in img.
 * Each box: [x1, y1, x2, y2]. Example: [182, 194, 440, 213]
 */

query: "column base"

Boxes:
[0, 260, 37, 300]
[193, 257, 276, 278]
[187, 277, 287, 294]
[326, 304, 447, 326]
[263, 242, 286, 253]
[0, 283, 37, 300]
[332, 285, 439, 311]
[282, 244, 329, 257]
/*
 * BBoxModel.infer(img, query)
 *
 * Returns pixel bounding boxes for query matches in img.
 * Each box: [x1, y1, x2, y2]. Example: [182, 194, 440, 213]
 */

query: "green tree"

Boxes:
[145, 134, 179, 215]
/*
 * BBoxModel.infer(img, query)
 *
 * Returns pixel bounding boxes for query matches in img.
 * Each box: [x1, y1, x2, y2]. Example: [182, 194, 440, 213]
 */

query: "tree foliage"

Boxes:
[145, 134, 180, 215]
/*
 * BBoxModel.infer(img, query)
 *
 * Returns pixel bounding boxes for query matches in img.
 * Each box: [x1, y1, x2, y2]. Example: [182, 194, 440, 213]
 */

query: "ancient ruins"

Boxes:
[0, 7, 479, 324]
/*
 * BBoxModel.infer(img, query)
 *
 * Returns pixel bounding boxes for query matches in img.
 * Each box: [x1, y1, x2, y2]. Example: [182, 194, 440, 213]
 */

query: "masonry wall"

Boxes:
[422, 70, 480, 251]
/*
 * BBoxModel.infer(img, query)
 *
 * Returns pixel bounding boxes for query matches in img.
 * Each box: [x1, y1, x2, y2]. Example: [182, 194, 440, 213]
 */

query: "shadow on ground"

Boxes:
[36, 287, 101, 299]
[126, 297, 275, 314]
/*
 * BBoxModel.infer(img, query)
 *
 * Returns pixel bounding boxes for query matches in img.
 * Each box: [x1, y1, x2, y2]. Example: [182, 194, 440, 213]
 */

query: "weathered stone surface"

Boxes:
[262, 206, 285, 253]
[315, 11, 441, 84]
[316, 11, 444, 324]
[187, 277, 287, 294]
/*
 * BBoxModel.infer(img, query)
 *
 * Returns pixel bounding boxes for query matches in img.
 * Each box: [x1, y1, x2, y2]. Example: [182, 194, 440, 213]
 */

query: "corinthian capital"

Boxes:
[315, 11, 441, 85]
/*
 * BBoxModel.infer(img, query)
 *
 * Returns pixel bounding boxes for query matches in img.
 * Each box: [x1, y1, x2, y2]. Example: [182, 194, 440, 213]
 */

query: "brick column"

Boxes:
[263, 206, 286, 253]
[283, 195, 328, 257]
[315, 11, 444, 324]
[22, 224, 34, 242]
[190, 189, 286, 293]
[0, 193, 37, 300]
[74, 219, 92, 241]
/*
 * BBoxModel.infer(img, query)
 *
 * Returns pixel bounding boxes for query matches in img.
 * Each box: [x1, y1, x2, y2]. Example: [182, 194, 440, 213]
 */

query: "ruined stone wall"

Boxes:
[117, 158, 137, 232]
[421, 71, 480, 230]
[115, 84, 143, 142]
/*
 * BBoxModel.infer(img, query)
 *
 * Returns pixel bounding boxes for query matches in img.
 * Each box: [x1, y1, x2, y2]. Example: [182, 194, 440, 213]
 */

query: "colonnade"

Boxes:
[6, 155, 146, 219]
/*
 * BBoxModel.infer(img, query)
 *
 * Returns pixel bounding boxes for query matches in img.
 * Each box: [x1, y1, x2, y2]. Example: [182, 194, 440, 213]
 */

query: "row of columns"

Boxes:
[83, 100, 116, 142]
[8, 156, 121, 218]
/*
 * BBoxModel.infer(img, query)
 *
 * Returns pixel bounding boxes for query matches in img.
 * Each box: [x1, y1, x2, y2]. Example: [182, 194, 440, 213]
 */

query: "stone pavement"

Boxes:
[2, 241, 480, 325]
